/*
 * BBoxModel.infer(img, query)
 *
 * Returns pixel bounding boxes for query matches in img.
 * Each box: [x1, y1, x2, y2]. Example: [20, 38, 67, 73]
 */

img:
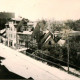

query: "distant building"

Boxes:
[0, 12, 15, 19]
[41, 31, 55, 49]
[57, 39, 65, 46]
[5, 17, 35, 49]
[0, 29, 6, 44]
[17, 31, 33, 49]
[5, 17, 22, 48]
[0, 12, 15, 30]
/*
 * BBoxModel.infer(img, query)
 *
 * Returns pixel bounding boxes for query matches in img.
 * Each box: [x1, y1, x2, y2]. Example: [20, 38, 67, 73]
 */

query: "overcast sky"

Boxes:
[0, 0, 80, 21]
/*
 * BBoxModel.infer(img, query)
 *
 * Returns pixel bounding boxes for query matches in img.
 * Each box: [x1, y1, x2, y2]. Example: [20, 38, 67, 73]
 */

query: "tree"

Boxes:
[75, 19, 80, 31]
[32, 49, 50, 60]
[47, 20, 64, 33]
[48, 43, 63, 59]
[69, 36, 80, 66]
[32, 20, 47, 49]
[0, 18, 8, 30]
[65, 19, 80, 31]
[17, 18, 29, 32]
[28, 39, 38, 50]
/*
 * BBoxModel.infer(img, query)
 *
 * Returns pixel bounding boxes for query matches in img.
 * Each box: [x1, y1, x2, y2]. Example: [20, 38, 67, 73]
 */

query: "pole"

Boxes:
[67, 35, 69, 73]
[16, 32, 18, 49]
[64, 29, 70, 73]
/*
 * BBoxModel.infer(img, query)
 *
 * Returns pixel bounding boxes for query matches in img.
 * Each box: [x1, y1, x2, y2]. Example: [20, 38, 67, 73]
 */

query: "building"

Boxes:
[16, 21, 36, 49]
[17, 31, 33, 49]
[5, 18, 35, 49]
[5, 17, 22, 48]
[0, 29, 6, 44]
[0, 12, 15, 30]
[0, 12, 15, 19]
[41, 31, 55, 49]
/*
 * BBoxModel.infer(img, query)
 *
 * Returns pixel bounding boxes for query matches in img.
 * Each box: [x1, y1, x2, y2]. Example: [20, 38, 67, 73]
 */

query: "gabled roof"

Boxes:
[44, 35, 51, 43]
[17, 31, 32, 35]
[58, 39, 65, 46]
[0, 29, 6, 38]
[0, 29, 6, 34]
[11, 17, 22, 21]
[41, 31, 51, 44]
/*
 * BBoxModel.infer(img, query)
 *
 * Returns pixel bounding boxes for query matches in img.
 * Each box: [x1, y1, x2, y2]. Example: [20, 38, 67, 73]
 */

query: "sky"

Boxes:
[0, 0, 80, 21]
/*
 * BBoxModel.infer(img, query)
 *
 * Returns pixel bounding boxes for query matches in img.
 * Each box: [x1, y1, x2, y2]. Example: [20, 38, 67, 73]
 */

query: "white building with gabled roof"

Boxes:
[5, 17, 22, 48]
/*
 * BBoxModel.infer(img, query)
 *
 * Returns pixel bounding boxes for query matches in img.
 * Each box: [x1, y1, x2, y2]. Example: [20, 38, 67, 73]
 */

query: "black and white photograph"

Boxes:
[0, 0, 80, 80]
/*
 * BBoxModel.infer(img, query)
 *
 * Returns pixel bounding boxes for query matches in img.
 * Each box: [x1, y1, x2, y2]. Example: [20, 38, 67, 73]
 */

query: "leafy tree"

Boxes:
[0, 18, 8, 30]
[48, 43, 63, 59]
[65, 19, 80, 31]
[69, 36, 80, 66]
[32, 20, 47, 49]
[75, 19, 80, 31]
[28, 39, 38, 50]
[47, 20, 64, 32]
[32, 49, 50, 60]
[65, 20, 75, 29]
[17, 18, 29, 32]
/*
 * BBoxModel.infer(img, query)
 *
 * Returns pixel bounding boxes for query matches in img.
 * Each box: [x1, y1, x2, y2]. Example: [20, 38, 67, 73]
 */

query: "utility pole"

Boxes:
[67, 36, 69, 73]
[63, 29, 70, 73]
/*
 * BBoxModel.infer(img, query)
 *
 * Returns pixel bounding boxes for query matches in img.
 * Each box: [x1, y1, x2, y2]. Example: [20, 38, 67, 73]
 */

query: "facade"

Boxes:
[5, 18, 35, 49]
[16, 21, 36, 49]
[17, 31, 32, 49]
[41, 31, 55, 49]
[42, 36, 55, 49]
[5, 18, 22, 48]
[27, 21, 34, 31]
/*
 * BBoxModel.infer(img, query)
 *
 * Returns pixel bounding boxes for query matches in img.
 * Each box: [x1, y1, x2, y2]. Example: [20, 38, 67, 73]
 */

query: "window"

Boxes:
[9, 34, 11, 38]
[11, 34, 12, 38]
[14, 35, 16, 38]
[14, 28, 16, 31]
[11, 28, 12, 31]
[9, 34, 12, 38]
[48, 41, 51, 45]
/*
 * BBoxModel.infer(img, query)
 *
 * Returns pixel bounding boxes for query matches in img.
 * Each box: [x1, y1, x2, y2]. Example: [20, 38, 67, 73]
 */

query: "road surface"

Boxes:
[0, 43, 80, 80]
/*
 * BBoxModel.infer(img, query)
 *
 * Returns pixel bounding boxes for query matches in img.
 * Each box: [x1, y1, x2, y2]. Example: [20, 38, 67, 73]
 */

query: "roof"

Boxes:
[40, 31, 50, 44]
[44, 35, 51, 43]
[27, 22, 34, 25]
[17, 31, 33, 35]
[0, 29, 6, 34]
[58, 39, 65, 46]
[69, 31, 80, 36]
[16, 48, 29, 52]
[0, 43, 80, 80]
[43, 30, 49, 34]
[23, 31, 32, 34]
[41, 31, 53, 44]
[0, 29, 6, 38]
[11, 17, 22, 21]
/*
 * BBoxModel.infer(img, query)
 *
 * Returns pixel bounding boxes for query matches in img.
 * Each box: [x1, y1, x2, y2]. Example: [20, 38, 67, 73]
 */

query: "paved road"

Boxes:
[0, 65, 26, 79]
[0, 43, 80, 80]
